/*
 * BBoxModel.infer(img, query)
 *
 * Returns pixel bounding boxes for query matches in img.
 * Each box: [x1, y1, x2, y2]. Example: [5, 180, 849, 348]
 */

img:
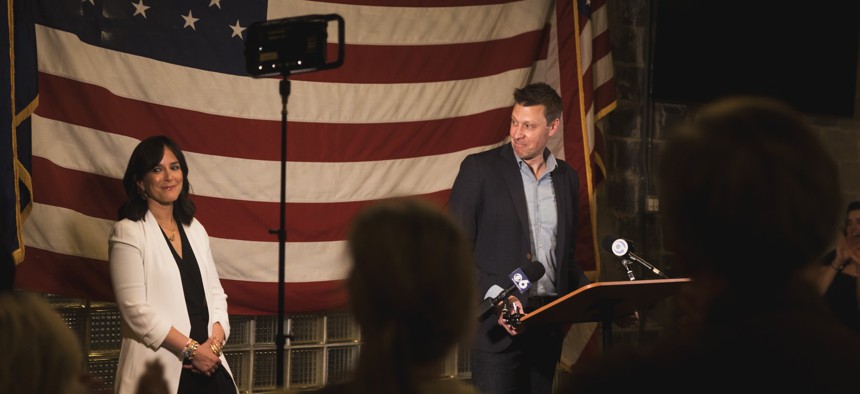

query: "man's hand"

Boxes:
[833, 232, 860, 271]
[496, 295, 526, 335]
[835, 232, 851, 265]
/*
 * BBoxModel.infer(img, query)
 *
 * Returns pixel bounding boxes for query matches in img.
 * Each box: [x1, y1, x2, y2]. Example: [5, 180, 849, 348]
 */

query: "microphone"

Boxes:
[601, 235, 669, 279]
[477, 261, 546, 319]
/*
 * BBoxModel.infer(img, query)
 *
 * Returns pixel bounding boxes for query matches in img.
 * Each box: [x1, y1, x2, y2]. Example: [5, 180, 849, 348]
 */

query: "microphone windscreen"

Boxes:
[522, 260, 546, 282]
[601, 234, 618, 254]
[484, 285, 505, 300]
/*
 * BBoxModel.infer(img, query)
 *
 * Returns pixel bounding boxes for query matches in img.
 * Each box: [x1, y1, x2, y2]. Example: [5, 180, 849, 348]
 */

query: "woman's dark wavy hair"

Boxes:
[117, 135, 196, 224]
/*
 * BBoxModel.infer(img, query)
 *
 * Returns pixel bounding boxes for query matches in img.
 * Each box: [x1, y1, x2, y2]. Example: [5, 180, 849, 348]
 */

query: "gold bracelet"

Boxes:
[181, 339, 200, 360]
[210, 343, 222, 357]
[210, 336, 226, 348]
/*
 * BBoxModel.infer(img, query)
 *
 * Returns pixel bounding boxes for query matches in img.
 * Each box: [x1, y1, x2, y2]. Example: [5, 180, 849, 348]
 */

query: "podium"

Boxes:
[520, 278, 691, 349]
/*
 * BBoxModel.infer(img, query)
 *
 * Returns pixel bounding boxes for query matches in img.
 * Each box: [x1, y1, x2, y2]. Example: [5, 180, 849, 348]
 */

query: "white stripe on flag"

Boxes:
[267, 0, 553, 45]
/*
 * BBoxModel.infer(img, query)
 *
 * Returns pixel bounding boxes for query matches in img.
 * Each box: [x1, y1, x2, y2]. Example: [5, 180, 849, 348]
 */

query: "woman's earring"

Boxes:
[139, 189, 149, 200]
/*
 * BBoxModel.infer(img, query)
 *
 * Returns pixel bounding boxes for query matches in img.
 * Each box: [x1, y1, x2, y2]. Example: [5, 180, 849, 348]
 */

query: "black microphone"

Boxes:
[601, 234, 669, 279]
[477, 261, 546, 319]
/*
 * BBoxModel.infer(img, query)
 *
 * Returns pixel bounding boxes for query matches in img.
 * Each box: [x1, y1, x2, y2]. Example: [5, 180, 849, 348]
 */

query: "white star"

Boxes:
[209, 0, 222, 9]
[132, 1, 150, 18]
[229, 20, 246, 39]
[182, 10, 199, 30]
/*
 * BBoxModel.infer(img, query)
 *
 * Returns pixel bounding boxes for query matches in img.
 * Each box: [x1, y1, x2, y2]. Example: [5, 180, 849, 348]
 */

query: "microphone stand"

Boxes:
[627, 253, 669, 279]
[621, 259, 636, 281]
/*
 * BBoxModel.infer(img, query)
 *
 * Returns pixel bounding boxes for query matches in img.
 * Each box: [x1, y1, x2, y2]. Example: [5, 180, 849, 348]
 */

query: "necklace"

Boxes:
[161, 218, 177, 242]
[168, 219, 177, 242]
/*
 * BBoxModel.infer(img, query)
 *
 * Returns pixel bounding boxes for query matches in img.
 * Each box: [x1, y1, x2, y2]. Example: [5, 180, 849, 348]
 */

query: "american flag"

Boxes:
[11, 0, 615, 321]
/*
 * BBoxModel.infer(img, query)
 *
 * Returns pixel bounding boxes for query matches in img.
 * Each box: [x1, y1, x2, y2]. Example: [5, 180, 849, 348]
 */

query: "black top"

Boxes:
[823, 271, 860, 334]
[820, 250, 860, 334]
[162, 223, 236, 394]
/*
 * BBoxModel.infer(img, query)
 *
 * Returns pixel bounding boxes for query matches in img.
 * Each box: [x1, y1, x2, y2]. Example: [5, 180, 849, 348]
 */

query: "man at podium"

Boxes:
[449, 82, 592, 394]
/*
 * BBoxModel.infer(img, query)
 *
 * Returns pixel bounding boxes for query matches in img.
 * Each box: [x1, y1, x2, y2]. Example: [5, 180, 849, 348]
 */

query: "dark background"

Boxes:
[651, 0, 860, 118]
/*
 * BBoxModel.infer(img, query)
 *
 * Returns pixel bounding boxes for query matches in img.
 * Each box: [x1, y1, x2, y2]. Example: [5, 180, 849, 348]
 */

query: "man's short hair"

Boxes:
[514, 82, 563, 124]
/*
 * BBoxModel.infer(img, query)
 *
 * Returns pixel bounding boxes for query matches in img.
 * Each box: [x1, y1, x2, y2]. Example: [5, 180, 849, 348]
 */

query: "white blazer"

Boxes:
[109, 211, 234, 394]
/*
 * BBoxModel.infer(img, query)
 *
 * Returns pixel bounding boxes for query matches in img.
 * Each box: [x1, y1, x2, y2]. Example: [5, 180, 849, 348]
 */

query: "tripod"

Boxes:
[245, 13, 345, 390]
[269, 74, 292, 388]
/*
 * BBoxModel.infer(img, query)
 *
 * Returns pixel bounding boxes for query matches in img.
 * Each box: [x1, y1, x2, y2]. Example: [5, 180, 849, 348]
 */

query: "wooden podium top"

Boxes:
[520, 278, 692, 325]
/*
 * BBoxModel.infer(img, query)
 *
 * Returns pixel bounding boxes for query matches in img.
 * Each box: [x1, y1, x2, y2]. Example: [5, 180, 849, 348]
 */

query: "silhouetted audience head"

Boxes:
[0, 292, 88, 394]
[657, 96, 841, 284]
[345, 197, 476, 393]
[559, 96, 860, 394]
[136, 359, 170, 394]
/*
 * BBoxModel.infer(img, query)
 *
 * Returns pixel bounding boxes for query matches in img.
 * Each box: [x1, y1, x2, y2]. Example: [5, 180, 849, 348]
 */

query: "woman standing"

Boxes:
[817, 201, 860, 334]
[109, 135, 237, 393]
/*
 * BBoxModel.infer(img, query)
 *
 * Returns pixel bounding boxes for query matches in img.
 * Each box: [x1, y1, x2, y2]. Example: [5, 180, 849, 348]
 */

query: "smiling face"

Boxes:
[137, 146, 184, 209]
[509, 103, 559, 161]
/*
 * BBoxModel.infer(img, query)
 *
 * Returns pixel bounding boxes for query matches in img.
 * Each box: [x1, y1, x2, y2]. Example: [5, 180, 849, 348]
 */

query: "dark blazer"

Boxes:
[448, 143, 591, 352]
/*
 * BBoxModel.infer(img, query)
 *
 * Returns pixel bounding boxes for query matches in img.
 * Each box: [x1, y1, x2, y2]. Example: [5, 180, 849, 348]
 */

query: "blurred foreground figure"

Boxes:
[562, 96, 860, 393]
[281, 198, 478, 394]
[0, 292, 89, 394]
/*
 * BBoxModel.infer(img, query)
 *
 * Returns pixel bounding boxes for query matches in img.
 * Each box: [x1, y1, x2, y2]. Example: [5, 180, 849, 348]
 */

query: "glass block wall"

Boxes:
[39, 292, 470, 393]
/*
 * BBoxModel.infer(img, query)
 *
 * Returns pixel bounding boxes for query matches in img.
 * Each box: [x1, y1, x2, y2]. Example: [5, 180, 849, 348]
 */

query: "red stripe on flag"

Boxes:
[14, 247, 350, 314]
[31, 157, 124, 220]
[592, 30, 612, 60]
[221, 279, 348, 315]
[15, 247, 115, 302]
[36, 74, 511, 162]
[196, 190, 452, 243]
[31, 157, 454, 242]
[296, 30, 550, 84]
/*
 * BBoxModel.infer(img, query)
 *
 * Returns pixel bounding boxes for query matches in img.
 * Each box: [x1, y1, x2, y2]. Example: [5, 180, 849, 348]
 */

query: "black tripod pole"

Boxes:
[270, 74, 291, 389]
